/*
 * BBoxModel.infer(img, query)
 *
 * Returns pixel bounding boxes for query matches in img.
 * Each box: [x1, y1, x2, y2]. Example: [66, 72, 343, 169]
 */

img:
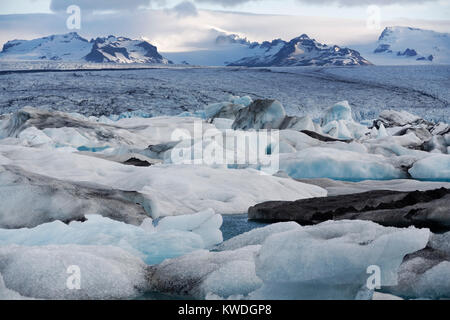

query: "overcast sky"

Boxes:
[0, 0, 449, 52]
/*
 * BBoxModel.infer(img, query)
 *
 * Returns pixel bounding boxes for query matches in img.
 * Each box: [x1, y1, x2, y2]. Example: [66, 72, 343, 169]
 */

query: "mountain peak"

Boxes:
[374, 26, 450, 64]
[0, 33, 170, 64]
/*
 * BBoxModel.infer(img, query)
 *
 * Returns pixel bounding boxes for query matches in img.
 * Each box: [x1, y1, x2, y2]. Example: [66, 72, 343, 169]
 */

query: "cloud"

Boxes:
[49, 0, 156, 12]
[295, 0, 439, 6]
[171, 1, 198, 18]
[194, 0, 438, 7]
[194, 0, 259, 7]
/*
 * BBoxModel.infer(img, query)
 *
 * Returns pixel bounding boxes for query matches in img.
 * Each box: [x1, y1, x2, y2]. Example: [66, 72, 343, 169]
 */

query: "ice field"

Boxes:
[0, 65, 449, 123]
[0, 64, 449, 300]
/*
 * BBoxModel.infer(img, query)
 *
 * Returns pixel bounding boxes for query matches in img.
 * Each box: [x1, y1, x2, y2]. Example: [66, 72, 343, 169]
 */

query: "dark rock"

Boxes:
[123, 157, 152, 167]
[300, 130, 352, 143]
[248, 188, 450, 231]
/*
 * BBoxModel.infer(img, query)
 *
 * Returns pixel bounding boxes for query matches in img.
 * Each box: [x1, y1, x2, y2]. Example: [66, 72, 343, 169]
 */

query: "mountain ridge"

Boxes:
[0, 32, 171, 64]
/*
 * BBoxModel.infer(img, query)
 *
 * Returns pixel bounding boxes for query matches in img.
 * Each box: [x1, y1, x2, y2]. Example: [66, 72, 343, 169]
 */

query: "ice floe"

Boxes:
[0, 211, 222, 265]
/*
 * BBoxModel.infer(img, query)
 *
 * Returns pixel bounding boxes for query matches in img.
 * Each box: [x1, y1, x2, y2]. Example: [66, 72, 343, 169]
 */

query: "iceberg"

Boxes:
[0, 212, 222, 265]
[0, 144, 327, 217]
[250, 220, 430, 299]
[279, 147, 406, 181]
[232, 99, 286, 130]
[0, 244, 148, 299]
[321, 101, 353, 125]
[147, 220, 429, 300]
[409, 154, 450, 181]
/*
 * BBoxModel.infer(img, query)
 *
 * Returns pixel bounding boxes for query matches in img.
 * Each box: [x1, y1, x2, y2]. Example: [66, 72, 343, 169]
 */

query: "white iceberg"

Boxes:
[0, 212, 222, 265]
[0, 144, 326, 217]
[409, 154, 450, 181]
[0, 244, 148, 299]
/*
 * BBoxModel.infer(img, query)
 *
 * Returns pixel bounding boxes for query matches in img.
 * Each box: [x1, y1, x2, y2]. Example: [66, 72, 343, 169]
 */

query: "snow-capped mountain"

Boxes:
[0, 32, 171, 64]
[162, 30, 371, 67]
[227, 34, 372, 67]
[0, 33, 92, 61]
[371, 27, 450, 64]
[85, 36, 170, 64]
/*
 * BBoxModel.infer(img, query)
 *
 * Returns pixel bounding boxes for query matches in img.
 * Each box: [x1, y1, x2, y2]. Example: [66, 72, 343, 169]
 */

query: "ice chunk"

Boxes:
[0, 274, 31, 300]
[212, 118, 234, 130]
[148, 220, 430, 300]
[147, 246, 262, 299]
[377, 123, 389, 139]
[0, 165, 152, 228]
[279, 147, 406, 181]
[156, 209, 223, 247]
[279, 115, 315, 132]
[378, 110, 423, 127]
[409, 154, 450, 181]
[17, 126, 53, 147]
[216, 222, 300, 251]
[229, 95, 253, 107]
[0, 145, 326, 217]
[322, 101, 353, 125]
[0, 245, 148, 299]
[0, 213, 223, 265]
[250, 220, 430, 299]
[232, 99, 286, 130]
[322, 120, 353, 140]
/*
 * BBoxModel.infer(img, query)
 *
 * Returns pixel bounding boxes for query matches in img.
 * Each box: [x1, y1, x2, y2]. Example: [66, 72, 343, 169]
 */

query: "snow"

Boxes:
[0, 244, 148, 299]
[409, 154, 450, 181]
[0, 33, 92, 62]
[367, 26, 450, 65]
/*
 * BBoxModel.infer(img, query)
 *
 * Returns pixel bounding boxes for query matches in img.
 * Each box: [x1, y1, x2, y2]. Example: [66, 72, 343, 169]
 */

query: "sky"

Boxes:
[0, 0, 449, 52]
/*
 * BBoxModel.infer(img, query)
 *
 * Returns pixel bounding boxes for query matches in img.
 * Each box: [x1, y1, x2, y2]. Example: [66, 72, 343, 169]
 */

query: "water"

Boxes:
[220, 214, 270, 241]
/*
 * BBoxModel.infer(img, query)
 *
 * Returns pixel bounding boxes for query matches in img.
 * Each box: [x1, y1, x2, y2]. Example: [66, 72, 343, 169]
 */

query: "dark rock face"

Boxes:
[248, 188, 450, 231]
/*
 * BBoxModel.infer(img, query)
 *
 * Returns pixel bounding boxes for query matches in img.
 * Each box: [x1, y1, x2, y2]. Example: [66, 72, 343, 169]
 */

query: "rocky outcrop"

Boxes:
[248, 188, 450, 231]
